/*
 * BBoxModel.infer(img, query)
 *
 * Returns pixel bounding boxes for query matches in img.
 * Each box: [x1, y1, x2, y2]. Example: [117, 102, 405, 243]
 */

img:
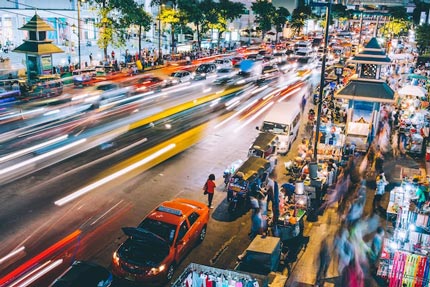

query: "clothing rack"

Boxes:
[171, 263, 268, 287]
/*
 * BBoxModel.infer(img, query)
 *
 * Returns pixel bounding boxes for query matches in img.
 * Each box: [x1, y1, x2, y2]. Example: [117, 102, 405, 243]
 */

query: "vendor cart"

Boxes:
[227, 157, 271, 213]
[235, 235, 282, 275]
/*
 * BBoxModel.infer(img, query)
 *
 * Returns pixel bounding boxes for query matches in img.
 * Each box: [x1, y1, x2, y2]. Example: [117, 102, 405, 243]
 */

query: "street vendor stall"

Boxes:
[248, 132, 278, 172]
[377, 176, 430, 286]
[171, 263, 268, 287]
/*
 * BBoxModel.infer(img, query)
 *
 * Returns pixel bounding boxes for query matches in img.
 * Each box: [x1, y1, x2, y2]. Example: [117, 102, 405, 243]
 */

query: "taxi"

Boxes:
[112, 198, 209, 285]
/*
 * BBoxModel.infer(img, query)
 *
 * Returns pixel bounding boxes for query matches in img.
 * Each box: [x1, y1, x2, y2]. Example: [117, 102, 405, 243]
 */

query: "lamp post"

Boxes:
[312, 0, 332, 161]
[77, 0, 82, 69]
[158, 4, 163, 65]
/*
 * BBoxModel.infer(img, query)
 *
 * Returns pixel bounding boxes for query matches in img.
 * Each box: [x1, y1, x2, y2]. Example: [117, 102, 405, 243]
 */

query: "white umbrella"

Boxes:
[398, 85, 427, 98]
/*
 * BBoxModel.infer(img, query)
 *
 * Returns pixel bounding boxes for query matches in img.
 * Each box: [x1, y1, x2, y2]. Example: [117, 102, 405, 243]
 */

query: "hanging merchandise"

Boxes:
[171, 263, 268, 287]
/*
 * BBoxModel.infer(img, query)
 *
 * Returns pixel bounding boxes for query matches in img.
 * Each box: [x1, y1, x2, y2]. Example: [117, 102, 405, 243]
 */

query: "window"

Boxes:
[177, 221, 189, 241]
[188, 212, 200, 226]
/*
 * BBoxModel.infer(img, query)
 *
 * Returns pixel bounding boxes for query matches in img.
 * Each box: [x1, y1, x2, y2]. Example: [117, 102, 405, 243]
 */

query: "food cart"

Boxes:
[227, 157, 271, 213]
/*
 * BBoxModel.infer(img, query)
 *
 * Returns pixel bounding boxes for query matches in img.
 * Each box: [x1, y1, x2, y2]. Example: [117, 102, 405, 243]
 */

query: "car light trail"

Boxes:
[277, 87, 302, 102]
[43, 109, 60, 116]
[0, 138, 87, 176]
[250, 86, 267, 95]
[90, 200, 124, 226]
[54, 143, 176, 206]
[0, 135, 68, 163]
[234, 101, 274, 132]
[215, 99, 259, 129]
[0, 230, 81, 286]
[9, 259, 63, 287]
[0, 246, 25, 266]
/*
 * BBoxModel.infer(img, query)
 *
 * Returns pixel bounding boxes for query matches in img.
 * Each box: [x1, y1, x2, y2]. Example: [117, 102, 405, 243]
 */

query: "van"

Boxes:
[258, 102, 301, 155]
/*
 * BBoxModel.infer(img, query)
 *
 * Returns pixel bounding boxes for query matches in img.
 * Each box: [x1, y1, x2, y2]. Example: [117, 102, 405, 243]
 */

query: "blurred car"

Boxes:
[112, 198, 209, 285]
[216, 67, 236, 77]
[168, 70, 193, 84]
[262, 64, 281, 76]
[231, 56, 245, 66]
[193, 63, 217, 80]
[246, 53, 264, 62]
[50, 261, 112, 287]
[273, 52, 287, 64]
[130, 75, 166, 92]
[214, 58, 232, 69]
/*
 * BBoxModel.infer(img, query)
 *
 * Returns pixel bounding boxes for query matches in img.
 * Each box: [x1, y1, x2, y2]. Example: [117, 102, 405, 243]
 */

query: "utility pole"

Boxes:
[158, 4, 162, 65]
[313, 0, 332, 161]
[77, 0, 82, 69]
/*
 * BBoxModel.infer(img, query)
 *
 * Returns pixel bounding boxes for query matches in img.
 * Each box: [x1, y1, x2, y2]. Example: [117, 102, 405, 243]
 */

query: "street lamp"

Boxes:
[76, 0, 83, 69]
[312, 0, 332, 162]
[157, 4, 164, 65]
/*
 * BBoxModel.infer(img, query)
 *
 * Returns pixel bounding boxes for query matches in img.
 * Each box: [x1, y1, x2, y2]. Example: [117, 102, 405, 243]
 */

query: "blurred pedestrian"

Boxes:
[373, 175, 388, 212]
[315, 237, 332, 287]
[367, 226, 384, 275]
[204, 174, 216, 209]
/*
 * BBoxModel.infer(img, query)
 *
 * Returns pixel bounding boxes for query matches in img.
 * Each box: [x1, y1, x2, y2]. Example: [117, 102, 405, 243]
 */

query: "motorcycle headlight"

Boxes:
[148, 264, 165, 275]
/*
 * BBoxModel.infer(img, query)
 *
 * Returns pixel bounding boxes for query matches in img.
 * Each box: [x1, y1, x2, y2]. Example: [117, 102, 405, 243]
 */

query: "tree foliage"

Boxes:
[416, 24, 430, 54]
[251, 0, 276, 39]
[291, 1, 312, 35]
[387, 6, 409, 20]
[379, 19, 409, 38]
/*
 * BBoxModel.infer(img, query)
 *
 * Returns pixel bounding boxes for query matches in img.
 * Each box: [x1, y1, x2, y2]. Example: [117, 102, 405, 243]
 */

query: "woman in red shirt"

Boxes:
[205, 174, 216, 208]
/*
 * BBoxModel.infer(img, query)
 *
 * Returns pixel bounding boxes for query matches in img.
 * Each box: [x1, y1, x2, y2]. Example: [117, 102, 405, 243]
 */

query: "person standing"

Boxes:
[204, 174, 216, 209]
[373, 175, 388, 211]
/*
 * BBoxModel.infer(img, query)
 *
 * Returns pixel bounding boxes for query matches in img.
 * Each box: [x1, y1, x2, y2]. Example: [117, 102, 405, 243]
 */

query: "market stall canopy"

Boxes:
[335, 79, 396, 103]
[398, 85, 427, 98]
[408, 73, 428, 80]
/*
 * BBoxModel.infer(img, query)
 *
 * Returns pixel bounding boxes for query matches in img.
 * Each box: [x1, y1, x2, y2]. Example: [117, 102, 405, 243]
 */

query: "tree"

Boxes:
[413, 0, 430, 25]
[178, 0, 206, 49]
[251, 0, 276, 40]
[272, 7, 290, 43]
[387, 6, 409, 20]
[291, 1, 312, 35]
[122, 3, 152, 60]
[416, 24, 430, 54]
[379, 19, 409, 38]
[216, 0, 245, 48]
[200, 0, 219, 47]
[159, 7, 182, 55]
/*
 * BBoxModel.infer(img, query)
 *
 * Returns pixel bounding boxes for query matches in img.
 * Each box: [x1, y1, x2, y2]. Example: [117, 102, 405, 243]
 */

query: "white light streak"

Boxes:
[55, 143, 176, 206]
[10, 259, 63, 287]
[0, 135, 68, 163]
[277, 87, 301, 102]
[0, 138, 87, 175]
[0, 246, 25, 265]
[234, 102, 274, 132]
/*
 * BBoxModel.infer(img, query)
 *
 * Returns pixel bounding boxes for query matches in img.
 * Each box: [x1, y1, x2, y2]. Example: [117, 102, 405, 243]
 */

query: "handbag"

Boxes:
[203, 181, 208, 195]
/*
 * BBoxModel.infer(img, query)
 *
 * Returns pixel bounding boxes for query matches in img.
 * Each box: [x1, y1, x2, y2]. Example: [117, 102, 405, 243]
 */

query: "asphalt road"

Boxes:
[0, 68, 315, 286]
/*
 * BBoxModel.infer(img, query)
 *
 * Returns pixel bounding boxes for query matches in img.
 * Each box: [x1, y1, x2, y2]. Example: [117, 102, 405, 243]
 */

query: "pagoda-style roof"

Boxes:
[14, 41, 64, 55]
[334, 79, 395, 103]
[348, 37, 392, 65]
[19, 14, 54, 31]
